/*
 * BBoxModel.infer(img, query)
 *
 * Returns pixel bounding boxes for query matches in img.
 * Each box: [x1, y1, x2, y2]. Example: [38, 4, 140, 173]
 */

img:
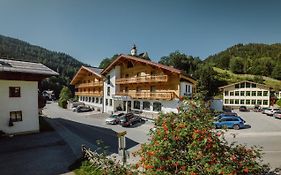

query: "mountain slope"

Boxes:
[205, 43, 281, 79]
[0, 34, 86, 97]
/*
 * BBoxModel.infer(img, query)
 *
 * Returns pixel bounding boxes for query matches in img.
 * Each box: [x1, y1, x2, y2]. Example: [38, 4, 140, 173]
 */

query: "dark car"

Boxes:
[239, 106, 248, 112]
[214, 116, 246, 130]
[76, 105, 92, 113]
[121, 114, 142, 127]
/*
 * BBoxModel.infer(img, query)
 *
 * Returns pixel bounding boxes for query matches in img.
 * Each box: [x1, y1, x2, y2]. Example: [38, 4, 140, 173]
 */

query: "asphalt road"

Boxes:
[43, 102, 152, 162]
[224, 110, 281, 170]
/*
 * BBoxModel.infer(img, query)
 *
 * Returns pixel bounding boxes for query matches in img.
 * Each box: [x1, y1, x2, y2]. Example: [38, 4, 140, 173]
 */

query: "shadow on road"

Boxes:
[47, 117, 139, 154]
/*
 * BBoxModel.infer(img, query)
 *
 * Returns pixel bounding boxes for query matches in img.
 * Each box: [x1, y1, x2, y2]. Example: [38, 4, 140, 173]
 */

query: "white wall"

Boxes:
[180, 82, 192, 97]
[0, 80, 39, 134]
[103, 67, 119, 113]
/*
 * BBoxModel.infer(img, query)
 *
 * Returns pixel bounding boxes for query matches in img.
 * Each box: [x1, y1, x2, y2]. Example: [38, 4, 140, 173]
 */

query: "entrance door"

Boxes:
[123, 101, 127, 112]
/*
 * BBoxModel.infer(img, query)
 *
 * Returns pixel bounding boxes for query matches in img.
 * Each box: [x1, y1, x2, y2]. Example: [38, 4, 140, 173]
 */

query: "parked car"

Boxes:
[121, 114, 142, 127]
[264, 108, 280, 116]
[76, 105, 92, 113]
[253, 105, 262, 112]
[72, 103, 85, 112]
[105, 113, 124, 125]
[239, 106, 248, 112]
[273, 111, 281, 119]
[214, 116, 246, 130]
[261, 107, 270, 114]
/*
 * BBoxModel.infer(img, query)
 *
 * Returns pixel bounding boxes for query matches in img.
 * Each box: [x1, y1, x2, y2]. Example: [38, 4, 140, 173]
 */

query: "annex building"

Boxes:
[220, 80, 270, 108]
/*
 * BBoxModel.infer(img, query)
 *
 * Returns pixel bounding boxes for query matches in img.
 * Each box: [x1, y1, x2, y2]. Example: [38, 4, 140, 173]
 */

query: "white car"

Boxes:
[264, 108, 280, 116]
[105, 113, 125, 125]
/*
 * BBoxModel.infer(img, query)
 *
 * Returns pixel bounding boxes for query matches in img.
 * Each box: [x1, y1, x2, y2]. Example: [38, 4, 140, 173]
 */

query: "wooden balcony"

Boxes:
[75, 91, 103, 97]
[116, 75, 168, 84]
[116, 91, 175, 100]
[75, 82, 103, 88]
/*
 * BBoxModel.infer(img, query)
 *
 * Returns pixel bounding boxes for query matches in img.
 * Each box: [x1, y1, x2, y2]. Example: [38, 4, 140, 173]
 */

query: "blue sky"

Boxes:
[0, 0, 280, 66]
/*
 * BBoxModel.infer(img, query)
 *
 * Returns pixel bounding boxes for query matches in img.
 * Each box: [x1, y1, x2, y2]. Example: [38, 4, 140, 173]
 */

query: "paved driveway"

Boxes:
[0, 131, 76, 175]
[225, 110, 281, 170]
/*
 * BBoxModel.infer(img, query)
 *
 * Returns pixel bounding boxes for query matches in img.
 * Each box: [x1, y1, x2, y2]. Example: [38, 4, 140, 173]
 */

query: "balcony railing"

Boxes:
[116, 91, 175, 100]
[75, 82, 103, 88]
[75, 91, 103, 97]
[116, 75, 168, 84]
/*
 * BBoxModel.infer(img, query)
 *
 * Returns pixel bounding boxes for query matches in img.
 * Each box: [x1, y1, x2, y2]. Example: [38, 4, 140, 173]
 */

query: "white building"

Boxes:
[0, 59, 58, 135]
[100, 53, 196, 116]
[219, 81, 271, 108]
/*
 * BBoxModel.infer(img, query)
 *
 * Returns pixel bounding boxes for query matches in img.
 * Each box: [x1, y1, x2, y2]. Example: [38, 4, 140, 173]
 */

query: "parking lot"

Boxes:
[224, 110, 281, 170]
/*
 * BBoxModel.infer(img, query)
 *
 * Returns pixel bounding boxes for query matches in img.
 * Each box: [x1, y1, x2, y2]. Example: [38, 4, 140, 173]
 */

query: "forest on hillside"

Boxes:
[0, 34, 85, 97]
[205, 43, 281, 80]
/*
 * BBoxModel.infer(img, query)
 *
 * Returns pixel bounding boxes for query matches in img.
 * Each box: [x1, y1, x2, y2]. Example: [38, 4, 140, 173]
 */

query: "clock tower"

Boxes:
[130, 44, 137, 56]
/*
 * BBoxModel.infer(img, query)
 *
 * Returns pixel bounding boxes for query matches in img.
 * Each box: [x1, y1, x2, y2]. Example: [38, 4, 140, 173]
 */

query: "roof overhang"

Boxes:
[70, 66, 102, 85]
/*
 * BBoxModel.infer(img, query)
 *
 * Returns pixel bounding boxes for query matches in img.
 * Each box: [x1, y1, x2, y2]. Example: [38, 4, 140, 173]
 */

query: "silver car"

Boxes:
[105, 113, 124, 125]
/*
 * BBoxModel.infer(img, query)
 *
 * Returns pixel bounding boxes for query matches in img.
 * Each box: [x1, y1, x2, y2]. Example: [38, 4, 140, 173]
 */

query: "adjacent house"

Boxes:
[100, 46, 196, 115]
[70, 66, 103, 111]
[219, 81, 270, 108]
[0, 58, 58, 134]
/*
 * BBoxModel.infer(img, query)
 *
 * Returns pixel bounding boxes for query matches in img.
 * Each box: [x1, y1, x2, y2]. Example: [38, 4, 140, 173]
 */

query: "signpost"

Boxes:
[117, 131, 127, 165]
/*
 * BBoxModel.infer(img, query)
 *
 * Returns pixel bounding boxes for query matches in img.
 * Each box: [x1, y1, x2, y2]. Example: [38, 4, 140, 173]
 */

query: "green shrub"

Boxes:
[58, 98, 67, 109]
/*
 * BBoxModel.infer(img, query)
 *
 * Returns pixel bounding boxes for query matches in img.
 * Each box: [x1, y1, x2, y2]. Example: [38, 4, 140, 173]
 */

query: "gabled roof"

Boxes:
[101, 54, 196, 84]
[0, 58, 58, 76]
[219, 80, 270, 90]
[70, 66, 103, 85]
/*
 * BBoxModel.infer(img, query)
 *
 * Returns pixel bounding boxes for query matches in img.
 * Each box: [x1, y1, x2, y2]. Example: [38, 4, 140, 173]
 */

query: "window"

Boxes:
[85, 97, 88, 102]
[251, 91, 256, 96]
[246, 91, 251, 96]
[246, 82, 251, 88]
[134, 101, 140, 109]
[263, 100, 268, 105]
[125, 87, 128, 92]
[107, 75, 110, 84]
[136, 87, 141, 93]
[224, 91, 229, 96]
[153, 102, 162, 112]
[235, 84, 239, 88]
[96, 97, 99, 103]
[235, 99, 239, 104]
[100, 98, 103, 104]
[186, 85, 191, 93]
[257, 100, 262, 105]
[252, 83, 256, 88]
[240, 91, 245, 96]
[110, 99, 112, 106]
[9, 87, 21, 97]
[251, 100, 256, 105]
[92, 97, 95, 103]
[106, 99, 108, 106]
[230, 92, 234, 96]
[240, 83, 245, 88]
[224, 99, 229, 104]
[10, 111, 22, 122]
[257, 91, 262, 96]
[246, 100, 250, 104]
[235, 91, 239, 96]
[150, 86, 156, 92]
[240, 99, 245, 104]
[230, 99, 234, 104]
[107, 87, 110, 96]
[263, 91, 268, 96]
[143, 101, 150, 110]
[88, 97, 91, 102]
